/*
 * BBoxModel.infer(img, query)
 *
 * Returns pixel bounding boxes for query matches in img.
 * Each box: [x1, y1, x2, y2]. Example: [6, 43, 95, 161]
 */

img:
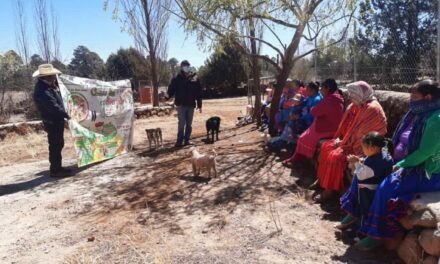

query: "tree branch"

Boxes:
[261, 19, 286, 52]
[240, 14, 299, 28]
[238, 34, 284, 59]
[294, 11, 354, 63]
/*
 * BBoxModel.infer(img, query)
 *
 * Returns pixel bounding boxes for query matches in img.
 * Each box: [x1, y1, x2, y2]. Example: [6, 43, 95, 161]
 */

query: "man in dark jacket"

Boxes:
[167, 60, 202, 147]
[33, 64, 71, 177]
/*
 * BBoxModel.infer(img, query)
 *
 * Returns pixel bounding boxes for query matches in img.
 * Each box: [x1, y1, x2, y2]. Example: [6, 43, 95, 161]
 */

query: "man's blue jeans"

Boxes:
[176, 106, 195, 144]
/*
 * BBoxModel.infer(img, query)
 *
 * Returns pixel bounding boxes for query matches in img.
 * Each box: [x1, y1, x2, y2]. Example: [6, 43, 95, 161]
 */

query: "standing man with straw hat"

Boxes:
[33, 64, 71, 177]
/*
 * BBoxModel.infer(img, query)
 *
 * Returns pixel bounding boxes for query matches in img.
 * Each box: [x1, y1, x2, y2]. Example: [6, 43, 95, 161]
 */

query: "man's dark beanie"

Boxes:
[181, 60, 190, 67]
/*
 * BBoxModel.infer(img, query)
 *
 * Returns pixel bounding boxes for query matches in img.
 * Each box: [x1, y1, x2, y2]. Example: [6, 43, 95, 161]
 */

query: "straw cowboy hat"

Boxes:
[32, 64, 62, 78]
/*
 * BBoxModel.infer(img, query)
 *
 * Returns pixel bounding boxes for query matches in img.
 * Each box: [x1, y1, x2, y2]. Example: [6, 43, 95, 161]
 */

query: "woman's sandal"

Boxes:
[335, 215, 356, 230]
[354, 237, 382, 251]
[313, 190, 334, 203]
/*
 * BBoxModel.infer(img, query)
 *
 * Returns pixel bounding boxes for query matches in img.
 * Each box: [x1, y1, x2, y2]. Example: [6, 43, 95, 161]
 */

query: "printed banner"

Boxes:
[58, 75, 134, 167]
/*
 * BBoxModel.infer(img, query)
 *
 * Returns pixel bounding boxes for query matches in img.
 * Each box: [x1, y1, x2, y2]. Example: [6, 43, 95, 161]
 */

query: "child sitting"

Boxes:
[337, 132, 394, 235]
[267, 94, 307, 149]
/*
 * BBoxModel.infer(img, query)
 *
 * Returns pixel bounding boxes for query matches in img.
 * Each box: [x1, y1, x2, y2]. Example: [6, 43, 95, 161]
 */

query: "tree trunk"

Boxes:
[149, 55, 160, 106]
[249, 18, 261, 126]
[269, 69, 289, 136]
[142, 0, 160, 106]
[268, 24, 306, 136]
[251, 57, 261, 126]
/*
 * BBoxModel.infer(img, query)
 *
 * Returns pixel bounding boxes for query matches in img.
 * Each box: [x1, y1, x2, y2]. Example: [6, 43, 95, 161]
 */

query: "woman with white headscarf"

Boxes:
[314, 81, 388, 203]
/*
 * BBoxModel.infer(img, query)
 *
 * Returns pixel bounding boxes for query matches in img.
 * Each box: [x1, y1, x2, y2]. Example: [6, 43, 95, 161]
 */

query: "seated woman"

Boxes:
[337, 132, 394, 231]
[355, 79, 440, 251]
[261, 82, 275, 129]
[275, 84, 296, 133]
[314, 81, 387, 203]
[268, 94, 307, 149]
[283, 79, 344, 165]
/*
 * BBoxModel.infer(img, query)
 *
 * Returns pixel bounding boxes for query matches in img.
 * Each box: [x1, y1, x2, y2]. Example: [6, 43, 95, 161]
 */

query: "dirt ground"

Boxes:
[0, 97, 400, 264]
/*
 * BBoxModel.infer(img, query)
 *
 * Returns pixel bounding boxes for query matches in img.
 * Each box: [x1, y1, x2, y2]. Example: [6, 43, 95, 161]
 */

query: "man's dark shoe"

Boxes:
[175, 142, 183, 148]
[184, 141, 193, 146]
[50, 167, 73, 178]
[50, 171, 68, 178]
[59, 167, 73, 174]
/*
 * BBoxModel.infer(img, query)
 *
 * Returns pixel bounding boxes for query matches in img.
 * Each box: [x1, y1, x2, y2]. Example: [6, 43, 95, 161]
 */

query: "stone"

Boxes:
[397, 231, 423, 264]
[400, 215, 414, 230]
[411, 192, 440, 222]
[422, 256, 439, 264]
[419, 229, 440, 257]
[0, 130, 7, 141]
[400, 209, 437, 230]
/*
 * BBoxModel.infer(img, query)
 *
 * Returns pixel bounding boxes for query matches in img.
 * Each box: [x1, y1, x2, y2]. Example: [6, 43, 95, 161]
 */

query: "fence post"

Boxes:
[437, 0, 440, 80]
[353, 20, 358, 82]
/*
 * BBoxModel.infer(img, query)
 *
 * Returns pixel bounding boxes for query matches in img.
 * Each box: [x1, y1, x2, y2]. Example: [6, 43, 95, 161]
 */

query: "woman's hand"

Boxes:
[347, 155, 360, 163]
[392, 165, 400, 172]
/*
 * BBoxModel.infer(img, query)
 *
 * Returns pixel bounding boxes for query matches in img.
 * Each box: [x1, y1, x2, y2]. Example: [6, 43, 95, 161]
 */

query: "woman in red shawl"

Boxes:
[314, 81, 387, 203]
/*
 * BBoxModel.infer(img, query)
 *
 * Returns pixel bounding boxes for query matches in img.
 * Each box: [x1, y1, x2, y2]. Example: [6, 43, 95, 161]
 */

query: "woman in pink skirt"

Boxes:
[283, 79, 345, 165]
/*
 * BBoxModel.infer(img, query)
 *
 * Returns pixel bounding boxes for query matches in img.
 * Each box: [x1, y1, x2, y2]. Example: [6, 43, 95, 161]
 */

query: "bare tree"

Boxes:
[50, 2, 61, 61]
[14, 0, 35, 103]
[106, 0, 172, 106]
[238, 8, 264, 126]
[175, 0, 355, 135]
[14, 0, 30, 66]
[34, 0, 52, 62]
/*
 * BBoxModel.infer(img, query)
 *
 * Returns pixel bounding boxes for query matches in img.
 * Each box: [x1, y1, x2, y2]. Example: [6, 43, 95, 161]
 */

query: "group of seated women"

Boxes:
[263, 78, 440, 251]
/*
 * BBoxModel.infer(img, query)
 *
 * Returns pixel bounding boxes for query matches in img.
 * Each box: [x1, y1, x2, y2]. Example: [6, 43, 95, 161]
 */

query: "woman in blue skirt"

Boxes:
[354, 79, 440, 251]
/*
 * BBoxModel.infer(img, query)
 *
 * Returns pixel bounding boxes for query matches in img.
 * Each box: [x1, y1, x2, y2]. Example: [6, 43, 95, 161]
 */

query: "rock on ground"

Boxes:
[397, 231, 423, 264]
[411, 192, 440, 221]
[422, 256, 439, 264]
[419, 228, 440, 257]
[400, 209, 437, 229]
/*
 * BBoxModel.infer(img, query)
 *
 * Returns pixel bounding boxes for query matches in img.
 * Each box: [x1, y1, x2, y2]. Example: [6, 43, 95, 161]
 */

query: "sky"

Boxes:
[0, 0, 339, 68]
[0, 0, 210, 67]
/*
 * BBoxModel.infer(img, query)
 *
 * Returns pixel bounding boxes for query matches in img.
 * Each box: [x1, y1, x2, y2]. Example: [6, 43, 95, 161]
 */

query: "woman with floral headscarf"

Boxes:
[314, 81, 387, 203]
[353, 80, 440, 251]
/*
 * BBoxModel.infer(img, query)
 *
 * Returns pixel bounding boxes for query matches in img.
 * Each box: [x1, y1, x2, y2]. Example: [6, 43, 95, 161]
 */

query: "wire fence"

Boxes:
[312, 11, 439, 92]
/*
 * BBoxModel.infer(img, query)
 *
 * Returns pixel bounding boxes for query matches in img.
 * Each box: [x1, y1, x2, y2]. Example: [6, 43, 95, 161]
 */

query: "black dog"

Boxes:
[206, 116, 221, 143]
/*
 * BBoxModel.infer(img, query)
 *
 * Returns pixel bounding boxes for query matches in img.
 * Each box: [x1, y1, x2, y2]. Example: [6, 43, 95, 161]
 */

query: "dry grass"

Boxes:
[0, 132, 75, 166]
[63, 249, 100, 264]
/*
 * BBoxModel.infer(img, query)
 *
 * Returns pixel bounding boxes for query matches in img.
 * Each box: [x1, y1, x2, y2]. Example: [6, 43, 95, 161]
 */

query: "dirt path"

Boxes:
[0, 97, 399, 264]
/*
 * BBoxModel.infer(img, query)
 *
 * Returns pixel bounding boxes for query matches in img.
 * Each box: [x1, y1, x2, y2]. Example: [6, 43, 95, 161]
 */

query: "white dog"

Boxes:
[190, 147, 217, 178]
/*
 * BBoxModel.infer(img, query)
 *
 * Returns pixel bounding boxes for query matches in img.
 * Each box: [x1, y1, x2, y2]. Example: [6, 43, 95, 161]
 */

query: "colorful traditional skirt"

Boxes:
[341, 176, 377, 228]
[360, 169, 440, 239]
[317, 140, 348, 191]
[295, 123, 334, 159]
